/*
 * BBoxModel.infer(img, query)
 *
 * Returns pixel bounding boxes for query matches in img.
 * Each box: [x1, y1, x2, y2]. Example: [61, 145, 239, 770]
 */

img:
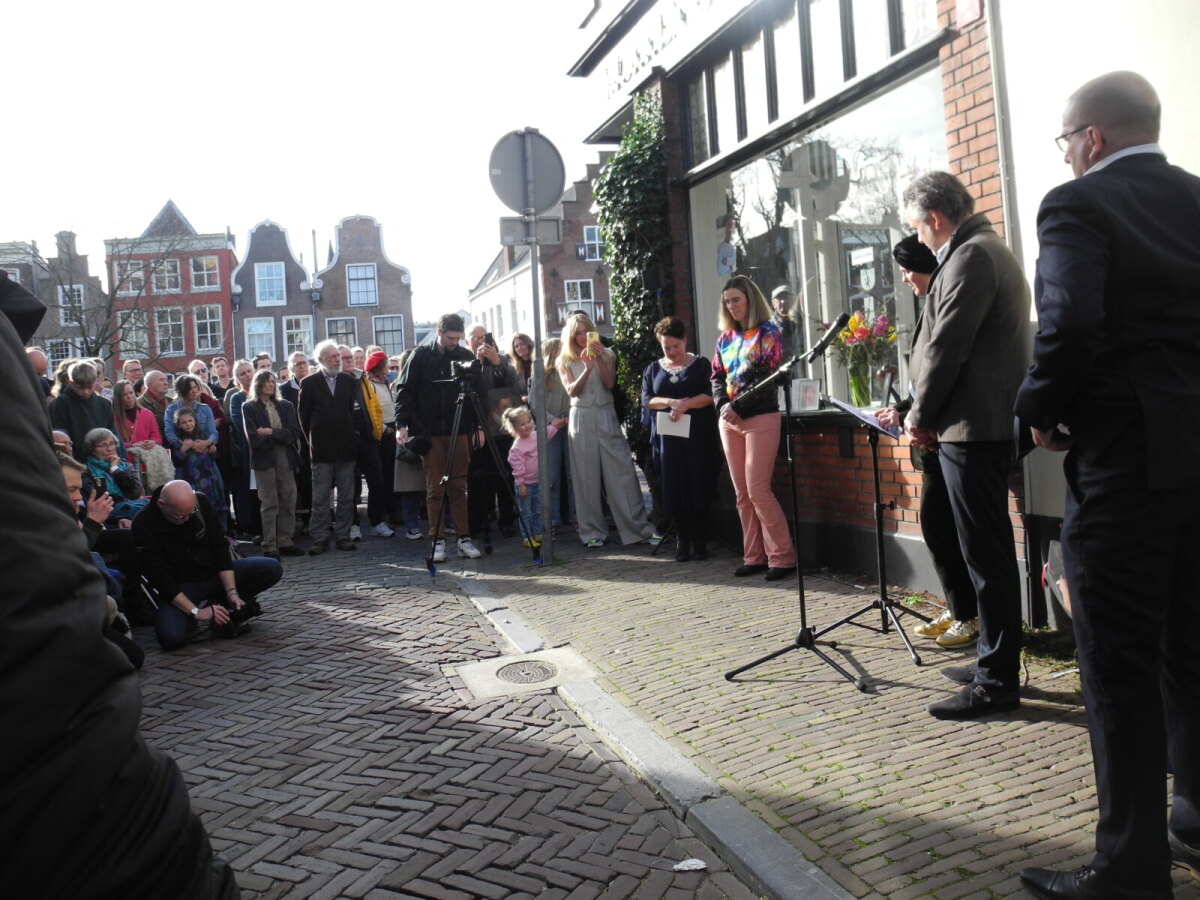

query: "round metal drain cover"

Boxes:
[496, 660, 559, 685]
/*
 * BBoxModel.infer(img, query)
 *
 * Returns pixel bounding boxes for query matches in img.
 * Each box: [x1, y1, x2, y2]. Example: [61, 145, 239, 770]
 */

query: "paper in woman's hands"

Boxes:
[656, 410, 691, 438]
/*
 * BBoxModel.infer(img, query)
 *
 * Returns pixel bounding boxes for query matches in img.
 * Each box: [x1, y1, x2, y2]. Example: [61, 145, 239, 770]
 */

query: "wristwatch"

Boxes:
[189, 606, 200, 617]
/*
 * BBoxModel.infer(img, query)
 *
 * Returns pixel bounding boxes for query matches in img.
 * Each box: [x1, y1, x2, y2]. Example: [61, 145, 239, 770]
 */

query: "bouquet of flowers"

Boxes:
[828, 311, 897, 406]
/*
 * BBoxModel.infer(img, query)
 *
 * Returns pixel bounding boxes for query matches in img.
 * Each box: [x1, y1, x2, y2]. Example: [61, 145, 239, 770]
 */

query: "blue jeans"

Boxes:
[517, 481, 542, 538]
[154, 556, 282, 651]
[546, 427, 573, 527]
[400, 491, 422, 532]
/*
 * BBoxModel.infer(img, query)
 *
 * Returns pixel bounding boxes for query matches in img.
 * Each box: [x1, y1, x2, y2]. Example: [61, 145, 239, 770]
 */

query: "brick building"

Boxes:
[105, 201, 238, 375]
[3, 233, 105, 371]
[469, 160, 614, 352]
[567, 1, 1047, 614]
[229, 220, 312, 363]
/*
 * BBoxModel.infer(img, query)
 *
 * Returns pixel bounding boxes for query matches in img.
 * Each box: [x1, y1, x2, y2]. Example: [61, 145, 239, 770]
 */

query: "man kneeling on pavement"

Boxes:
[134, 479, 282, 650]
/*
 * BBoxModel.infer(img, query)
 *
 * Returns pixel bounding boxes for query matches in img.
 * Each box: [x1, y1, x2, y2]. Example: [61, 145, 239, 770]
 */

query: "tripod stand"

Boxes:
[723, 350, 867, 691]
[821, 399, 929, 666]
[426, 375, 540, 574]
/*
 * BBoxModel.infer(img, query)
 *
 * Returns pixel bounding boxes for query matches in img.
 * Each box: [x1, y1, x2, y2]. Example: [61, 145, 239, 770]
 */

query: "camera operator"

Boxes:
[396, 314, 485, 562]
[466, 325, 522, 539]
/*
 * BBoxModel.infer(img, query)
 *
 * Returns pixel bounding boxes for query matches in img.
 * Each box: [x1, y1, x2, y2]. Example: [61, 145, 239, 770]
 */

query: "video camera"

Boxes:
[450, 358, 481, 380]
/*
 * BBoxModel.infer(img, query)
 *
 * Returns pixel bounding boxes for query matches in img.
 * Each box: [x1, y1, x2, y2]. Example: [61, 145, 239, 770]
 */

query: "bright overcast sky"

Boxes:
[2, 0, 612, 322]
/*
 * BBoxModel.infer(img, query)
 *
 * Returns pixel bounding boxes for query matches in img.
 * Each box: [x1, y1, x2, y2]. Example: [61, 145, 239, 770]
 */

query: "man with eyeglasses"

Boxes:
[133, 479, 280, 650]
[1016, 71, 1200, 900]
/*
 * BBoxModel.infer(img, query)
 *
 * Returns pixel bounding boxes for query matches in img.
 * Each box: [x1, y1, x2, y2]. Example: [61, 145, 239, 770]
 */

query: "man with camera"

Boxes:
[396, 314, 484, 562]
[133, 479, 282, 650]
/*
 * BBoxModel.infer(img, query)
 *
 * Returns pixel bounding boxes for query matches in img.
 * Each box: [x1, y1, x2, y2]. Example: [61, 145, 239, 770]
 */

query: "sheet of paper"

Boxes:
[656, 410, 692, 438]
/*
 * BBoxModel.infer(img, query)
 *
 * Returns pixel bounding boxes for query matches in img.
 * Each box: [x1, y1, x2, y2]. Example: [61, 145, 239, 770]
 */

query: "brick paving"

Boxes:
[134, 535, 758, 899]
[466, 532, 1200, 900]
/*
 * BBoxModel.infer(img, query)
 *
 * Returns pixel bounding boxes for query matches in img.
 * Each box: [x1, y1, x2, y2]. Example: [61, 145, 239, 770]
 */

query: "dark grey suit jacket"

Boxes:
[1015, 153, 1200, 488]
[909, 213, 1031, 442]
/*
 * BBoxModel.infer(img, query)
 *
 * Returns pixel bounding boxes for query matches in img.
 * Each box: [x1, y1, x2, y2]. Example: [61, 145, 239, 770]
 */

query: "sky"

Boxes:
[2, 0, 615, 322]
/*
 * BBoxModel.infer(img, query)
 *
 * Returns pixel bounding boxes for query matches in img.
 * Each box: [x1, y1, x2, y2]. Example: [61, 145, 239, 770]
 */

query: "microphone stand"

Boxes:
[724, 339, 867, 691]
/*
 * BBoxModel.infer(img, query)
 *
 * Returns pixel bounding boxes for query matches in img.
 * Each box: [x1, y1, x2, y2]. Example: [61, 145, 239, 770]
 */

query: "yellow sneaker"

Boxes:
[936, 618, 979, 648]
[522, 536, 542, 548]
[913, 609, 953, 638]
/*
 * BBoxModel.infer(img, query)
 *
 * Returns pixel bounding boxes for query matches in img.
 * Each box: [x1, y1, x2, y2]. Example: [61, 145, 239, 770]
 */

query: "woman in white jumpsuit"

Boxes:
[558, 313, 654, 548]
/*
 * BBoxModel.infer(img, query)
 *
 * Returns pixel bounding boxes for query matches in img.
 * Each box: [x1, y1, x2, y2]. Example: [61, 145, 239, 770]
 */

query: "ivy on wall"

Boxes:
[594, 90, 674, 470]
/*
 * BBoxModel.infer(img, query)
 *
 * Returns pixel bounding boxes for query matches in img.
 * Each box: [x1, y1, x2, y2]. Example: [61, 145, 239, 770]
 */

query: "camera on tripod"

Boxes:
[450, 358, 481, 380]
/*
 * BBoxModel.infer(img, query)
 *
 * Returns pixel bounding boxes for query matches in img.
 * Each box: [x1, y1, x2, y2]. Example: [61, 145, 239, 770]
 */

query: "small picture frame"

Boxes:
[796, 378, 821, 411]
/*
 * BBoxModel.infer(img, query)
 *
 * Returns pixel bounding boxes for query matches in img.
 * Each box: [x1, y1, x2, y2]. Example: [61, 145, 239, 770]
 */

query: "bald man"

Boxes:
[1016, 72, 1200, 899]
[133, 480, 281, 650]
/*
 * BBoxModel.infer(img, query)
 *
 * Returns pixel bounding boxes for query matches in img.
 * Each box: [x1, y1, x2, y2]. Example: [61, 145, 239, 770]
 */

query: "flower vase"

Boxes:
[848, 362, 872, 408]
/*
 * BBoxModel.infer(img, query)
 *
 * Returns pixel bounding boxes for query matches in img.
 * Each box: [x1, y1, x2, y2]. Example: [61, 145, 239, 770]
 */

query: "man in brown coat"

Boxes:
[902, 170, 1031, 720]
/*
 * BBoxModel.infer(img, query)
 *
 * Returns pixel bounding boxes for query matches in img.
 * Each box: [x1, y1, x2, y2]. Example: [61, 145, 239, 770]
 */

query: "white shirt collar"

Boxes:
[1086, 143, 1165, 175]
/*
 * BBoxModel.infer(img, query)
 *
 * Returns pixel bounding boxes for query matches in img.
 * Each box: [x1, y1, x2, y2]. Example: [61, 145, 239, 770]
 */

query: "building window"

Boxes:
[902, 0, 939, 47]
[687, 74, 711, 166]
[326, 317, 357, 346]
[46, 338, 80, 369]
[155, 307, 185, 356]
[687, 67, 946, 406]
[3, 268, 20, 283]
[284, 316, 314, 357]
[244, 317, 276, 360]
[255, 262, 286, 306]
[58, 284, 84, 326]
[560, 279, 608, 325]
[373, 315, 405, 355]
[191, 256, 220, 291]
[581, 225, 604, 261]
[194, 304, 223, 353]
[118, 309, 149, 358]
[152, 259, 181, 294]
[712, 52, 738, 154]
[741, 29, 769, 137]
[347, 263, 378, 306]
[114, 260, 145, 296]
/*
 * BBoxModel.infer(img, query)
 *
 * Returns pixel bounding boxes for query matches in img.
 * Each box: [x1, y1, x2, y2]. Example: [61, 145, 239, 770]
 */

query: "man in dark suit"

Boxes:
[1016, 71, 1200, 900]
[298, 339, 360, 554]
[901, 171, 1031, 720]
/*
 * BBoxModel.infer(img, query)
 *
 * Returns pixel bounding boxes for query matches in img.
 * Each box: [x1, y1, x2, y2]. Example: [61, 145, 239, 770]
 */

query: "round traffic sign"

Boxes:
[489, 129, 565, 215]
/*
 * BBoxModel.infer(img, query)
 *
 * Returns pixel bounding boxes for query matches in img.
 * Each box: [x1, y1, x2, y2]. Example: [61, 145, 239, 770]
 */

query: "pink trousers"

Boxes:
[719, 413, 797, 568]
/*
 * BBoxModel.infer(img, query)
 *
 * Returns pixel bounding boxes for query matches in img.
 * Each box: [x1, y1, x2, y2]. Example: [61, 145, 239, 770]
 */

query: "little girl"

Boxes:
[171, 407, 230, 531]
[502, 406, 566, 548]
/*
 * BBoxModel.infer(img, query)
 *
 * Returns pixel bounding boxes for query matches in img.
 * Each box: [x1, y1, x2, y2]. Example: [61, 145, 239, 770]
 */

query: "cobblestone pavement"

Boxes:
[464, 532, 1200, 900]
[135, 535, 759, 899]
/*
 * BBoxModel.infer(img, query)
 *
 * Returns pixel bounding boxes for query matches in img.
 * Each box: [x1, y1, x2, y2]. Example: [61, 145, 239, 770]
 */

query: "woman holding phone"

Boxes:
[712, 274, 797, 581]
[558, 312, 653, 548]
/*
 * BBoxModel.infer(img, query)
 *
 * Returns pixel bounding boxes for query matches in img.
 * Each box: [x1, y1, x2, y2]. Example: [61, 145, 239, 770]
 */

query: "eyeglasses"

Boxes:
[1055, 124, 1090, 152]
[157, 499, 198, 522]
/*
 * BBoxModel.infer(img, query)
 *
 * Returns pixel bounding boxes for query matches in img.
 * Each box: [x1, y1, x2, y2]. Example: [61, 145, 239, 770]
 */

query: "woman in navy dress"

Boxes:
[641, 316, 719, 561]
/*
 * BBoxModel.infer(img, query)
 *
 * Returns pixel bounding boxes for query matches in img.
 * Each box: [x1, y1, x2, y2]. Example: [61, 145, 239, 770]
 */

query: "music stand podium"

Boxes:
[822, 398, 929, 667]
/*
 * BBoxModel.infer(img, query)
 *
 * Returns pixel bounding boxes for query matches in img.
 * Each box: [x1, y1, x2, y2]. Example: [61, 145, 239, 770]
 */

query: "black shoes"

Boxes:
[308, 540, 329, 556]
[279, 545, 305, 557]
[1173, 830, 1200, 877]
[928, 683, 1019, 720]
[733, 564, 769, 577]
[940, 665, 977, 686]
[335, 538, 357, 551]
[1019, 866, 1171, 899]
[764, 566, 796, 582]
[263, 551, 281, 561]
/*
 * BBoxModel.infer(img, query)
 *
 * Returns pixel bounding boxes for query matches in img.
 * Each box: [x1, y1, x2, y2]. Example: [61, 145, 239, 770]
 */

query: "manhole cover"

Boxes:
[496, 660, 559, 684]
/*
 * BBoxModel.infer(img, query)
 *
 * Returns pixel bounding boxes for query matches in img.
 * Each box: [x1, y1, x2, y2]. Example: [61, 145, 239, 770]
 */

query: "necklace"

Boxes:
[661, 354, 695, 383]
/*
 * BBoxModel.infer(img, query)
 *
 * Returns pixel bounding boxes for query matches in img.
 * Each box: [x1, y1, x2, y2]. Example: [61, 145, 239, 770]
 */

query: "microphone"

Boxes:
[805, 312, 852, 364]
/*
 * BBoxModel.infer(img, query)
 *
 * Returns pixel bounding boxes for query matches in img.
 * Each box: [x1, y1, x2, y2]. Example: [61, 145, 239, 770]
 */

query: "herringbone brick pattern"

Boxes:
[475, 536, 1200, 900]
[135, 544, 758, 899]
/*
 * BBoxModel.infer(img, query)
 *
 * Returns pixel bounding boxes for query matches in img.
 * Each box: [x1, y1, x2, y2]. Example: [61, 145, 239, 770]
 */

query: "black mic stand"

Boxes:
[724, 350, 867, 691]
[823, 398, 928, 667]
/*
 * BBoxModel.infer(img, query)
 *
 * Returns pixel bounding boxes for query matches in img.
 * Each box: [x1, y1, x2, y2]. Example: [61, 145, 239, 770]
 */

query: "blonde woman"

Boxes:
[557, 313, 652, 548]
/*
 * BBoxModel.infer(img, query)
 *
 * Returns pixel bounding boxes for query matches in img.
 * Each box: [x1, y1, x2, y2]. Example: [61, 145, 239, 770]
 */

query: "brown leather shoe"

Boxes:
[307, 540, 329, 556]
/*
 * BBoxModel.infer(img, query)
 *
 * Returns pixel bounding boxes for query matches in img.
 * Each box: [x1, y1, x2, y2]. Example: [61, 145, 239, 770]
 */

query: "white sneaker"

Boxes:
[936, 617, 980, 648]
[370, 522, 395, 537]
[457, 537, 482, 559]
[350, 524, 362, 541]
[405, 528, 422, 540]
[431, 539, 446, 563]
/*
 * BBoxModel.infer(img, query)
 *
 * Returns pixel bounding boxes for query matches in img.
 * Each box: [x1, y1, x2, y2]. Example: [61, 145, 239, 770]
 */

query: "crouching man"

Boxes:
[134, 479, 282, 650]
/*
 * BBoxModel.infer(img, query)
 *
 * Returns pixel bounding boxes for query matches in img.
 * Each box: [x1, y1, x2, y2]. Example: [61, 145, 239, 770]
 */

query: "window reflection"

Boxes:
[689, 68, 947, 406]
[687, 75, 710, 166]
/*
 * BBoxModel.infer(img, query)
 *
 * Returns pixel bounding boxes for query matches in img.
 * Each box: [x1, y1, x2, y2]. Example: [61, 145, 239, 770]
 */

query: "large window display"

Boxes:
[689, 67, 947, 407]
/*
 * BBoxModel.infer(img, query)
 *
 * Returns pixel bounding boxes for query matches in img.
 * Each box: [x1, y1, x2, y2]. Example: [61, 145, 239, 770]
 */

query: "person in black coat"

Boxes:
[0, 271, 240, 897]
[298, 339, 360, 553]
[242, 369, 303, 559]
[1015, 71, 1200, 900]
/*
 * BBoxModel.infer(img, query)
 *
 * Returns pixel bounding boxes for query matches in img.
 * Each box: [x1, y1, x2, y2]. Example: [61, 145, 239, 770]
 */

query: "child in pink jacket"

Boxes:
[503, 406, 566, 547]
